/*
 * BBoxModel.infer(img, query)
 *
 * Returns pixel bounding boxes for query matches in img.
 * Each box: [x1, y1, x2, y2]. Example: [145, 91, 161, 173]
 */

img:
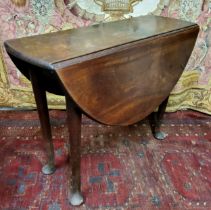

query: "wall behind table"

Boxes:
[155, 0, 211, 115]
[0, 0, 211, 114]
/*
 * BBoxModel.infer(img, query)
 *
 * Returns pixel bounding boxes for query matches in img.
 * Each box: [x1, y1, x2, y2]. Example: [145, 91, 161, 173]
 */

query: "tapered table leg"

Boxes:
[149, 96, 169, 140]
[66, 94, 84, 206]
[30, 71, 56, 175]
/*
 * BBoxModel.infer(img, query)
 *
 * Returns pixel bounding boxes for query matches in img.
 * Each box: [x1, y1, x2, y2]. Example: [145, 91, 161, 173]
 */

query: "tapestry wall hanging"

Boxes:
[0, 0, 210, 115]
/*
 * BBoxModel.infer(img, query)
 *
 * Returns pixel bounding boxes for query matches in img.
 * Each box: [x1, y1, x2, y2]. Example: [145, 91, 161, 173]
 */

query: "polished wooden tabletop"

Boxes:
[5, 15, 197, 70]
[4, 15, 199, 125]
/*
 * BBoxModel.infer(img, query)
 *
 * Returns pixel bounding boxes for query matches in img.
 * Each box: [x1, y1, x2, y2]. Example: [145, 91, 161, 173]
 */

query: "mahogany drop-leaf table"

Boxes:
[4, 15, 199, 206]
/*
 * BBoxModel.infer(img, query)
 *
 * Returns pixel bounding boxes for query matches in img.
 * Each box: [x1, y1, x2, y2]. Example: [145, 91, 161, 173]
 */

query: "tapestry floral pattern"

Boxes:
[0, 0, 211, 114]
[155, 0, 211, 114]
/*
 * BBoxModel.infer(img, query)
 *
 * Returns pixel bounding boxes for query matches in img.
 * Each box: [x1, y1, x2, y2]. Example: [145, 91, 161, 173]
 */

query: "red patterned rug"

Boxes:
[0, 110, 210, 210]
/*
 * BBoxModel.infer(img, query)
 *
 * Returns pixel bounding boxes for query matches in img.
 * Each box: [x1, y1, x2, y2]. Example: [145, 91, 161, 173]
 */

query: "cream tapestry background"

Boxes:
[0, 0, 211, 114]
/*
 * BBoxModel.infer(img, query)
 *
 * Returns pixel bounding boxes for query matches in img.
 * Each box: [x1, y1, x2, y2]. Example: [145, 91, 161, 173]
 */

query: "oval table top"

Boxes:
[4, 15, 199, 125]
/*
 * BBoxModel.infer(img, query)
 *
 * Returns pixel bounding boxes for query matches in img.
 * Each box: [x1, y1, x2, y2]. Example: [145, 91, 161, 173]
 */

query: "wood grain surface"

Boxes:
[4, 15, 199, 125]
[5, 15, 197, 70]
[57, 26, 199, 125]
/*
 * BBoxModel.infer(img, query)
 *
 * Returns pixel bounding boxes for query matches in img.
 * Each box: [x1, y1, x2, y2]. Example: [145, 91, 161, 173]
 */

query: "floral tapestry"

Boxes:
[0, 0, 211, 114]
[154, 0, 211, 115]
